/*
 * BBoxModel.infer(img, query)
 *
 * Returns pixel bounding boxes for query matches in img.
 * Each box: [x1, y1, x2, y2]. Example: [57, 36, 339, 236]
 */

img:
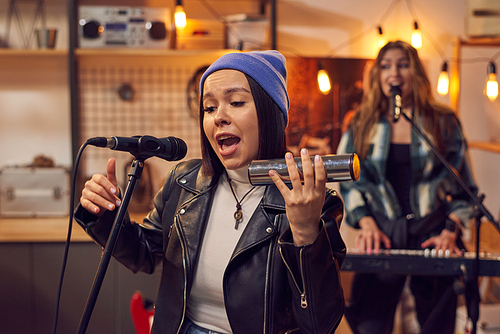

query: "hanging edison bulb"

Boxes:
[485, 61, 499, 101]
[377, 26, 387, 48]
[411, 21, 422, 49]
[317, 61, 331, 95]
[174, 0, 187, 30]
[437, 62, 449, 96]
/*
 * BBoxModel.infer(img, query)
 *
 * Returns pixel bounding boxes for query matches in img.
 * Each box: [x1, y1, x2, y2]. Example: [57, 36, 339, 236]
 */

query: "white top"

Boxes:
[186, 166, 265, 333]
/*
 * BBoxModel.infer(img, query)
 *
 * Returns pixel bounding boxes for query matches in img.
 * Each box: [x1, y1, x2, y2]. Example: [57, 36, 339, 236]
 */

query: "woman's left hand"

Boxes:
[420, 215, 463, 256]
[269, 149, 326, 246]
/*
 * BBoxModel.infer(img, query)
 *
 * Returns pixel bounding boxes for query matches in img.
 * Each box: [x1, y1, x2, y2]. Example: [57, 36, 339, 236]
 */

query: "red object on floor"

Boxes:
[130, 291, 155, 334]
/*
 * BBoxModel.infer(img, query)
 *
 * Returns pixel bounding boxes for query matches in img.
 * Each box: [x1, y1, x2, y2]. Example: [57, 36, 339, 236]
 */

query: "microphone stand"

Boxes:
[77, 159, 143, 334]
[77, 137, 163, 334]
[400, 111, 500, 334]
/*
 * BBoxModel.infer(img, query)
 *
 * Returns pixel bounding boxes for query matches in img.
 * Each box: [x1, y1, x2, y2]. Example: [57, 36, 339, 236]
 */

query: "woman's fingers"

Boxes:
[285, 151, 302, 191]
[106, 158, 119, 189]
[313, 154, 327, 188]
[80, 158, 121, 216]
[300, 149, 314, 191]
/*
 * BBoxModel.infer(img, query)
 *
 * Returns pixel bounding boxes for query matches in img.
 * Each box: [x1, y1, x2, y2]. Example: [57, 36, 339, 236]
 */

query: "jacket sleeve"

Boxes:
[73, 164, 182, 274]
[438, 114, 478, 224]
[278, 188, 346, 334]
[336, 130, 373, 228]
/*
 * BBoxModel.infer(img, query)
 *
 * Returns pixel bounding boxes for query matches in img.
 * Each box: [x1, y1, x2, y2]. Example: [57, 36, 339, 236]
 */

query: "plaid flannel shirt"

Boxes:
[337, 113, 478, 229]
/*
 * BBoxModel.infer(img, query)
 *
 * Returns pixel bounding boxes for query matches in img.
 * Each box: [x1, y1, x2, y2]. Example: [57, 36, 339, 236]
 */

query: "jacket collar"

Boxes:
[173, 161, 287, 255]
[174, 160, 286, 212]
[174, 160, 219, 195]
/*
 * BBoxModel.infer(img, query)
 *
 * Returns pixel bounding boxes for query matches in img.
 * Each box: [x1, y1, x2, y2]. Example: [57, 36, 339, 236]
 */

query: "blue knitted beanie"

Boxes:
[200, 50, 289, 126]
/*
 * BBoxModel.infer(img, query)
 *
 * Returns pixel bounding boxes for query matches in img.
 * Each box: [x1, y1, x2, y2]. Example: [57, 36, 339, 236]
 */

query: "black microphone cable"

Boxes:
[51, 139, 90, 334]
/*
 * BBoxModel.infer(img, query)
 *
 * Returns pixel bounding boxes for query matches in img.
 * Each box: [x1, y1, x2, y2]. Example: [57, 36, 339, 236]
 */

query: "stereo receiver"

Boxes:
[78, 6, 171, 48]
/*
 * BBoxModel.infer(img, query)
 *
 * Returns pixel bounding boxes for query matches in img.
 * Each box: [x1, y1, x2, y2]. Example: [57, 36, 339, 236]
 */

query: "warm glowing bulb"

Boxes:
[486, 73, 499, 100]
[411, 30, 422, 49]
[377, 26, 386, 48]
[411, 22, 422, 49]
[437, 71, 449, 96]
[437, 62, 449, 96]
[175, 5, 187, 30]
[317, 69, 331, 94]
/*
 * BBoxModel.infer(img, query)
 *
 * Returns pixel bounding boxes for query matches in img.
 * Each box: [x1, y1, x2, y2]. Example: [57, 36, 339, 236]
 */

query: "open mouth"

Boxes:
[217, 135, 240, 152]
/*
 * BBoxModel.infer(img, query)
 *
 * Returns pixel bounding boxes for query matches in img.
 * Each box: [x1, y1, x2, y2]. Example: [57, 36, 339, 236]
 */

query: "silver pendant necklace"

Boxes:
[227, 176, 256, 230]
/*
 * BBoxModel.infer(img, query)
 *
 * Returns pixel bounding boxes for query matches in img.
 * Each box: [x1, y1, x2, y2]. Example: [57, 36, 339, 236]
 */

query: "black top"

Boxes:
[386, 144, 412, 216]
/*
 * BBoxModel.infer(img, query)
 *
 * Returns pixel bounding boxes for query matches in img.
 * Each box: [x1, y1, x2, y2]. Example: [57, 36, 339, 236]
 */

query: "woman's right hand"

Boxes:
[355, 216, 391, 254]
[80, 158, 121, 217]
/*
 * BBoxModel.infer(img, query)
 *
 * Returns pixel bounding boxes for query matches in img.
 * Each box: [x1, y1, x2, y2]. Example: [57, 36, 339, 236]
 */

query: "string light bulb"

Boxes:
[317, 62, 331, 95]
[174, 0, 187, 30]
[411, 21, 422, 49]
[377, 26, 387, 48]
[485, 61, 499, 101]
[437, 61, 449, 96]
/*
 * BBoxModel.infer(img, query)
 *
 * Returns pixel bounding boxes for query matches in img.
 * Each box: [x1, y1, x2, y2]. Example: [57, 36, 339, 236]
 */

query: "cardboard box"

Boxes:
[176, 19, 225, 50]
[225, 16, 269, 51]
[0, 167, 70, 217]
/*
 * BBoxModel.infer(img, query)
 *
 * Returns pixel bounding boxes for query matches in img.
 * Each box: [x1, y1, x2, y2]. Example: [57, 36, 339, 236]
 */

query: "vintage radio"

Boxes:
[0, 167, 70, 217]
[78, 6, 171, 48]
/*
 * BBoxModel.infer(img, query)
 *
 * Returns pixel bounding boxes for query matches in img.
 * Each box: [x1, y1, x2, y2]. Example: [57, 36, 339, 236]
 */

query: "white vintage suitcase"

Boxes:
[0, 167, 70, 217]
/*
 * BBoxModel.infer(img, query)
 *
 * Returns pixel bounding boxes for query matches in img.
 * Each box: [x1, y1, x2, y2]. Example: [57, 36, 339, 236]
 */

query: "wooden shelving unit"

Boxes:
[452, 37, 500, 154]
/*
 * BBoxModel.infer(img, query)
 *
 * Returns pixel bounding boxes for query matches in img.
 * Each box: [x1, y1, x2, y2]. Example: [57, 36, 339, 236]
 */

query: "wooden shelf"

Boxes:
[469, 141, 500, 153]
[74, 48, 236, 67]
[460, 36, 500, 46]
[74, 48, 234, 57]
[0, 216, 91, 243]
[0, 49, 68, 57]
[0, 212, 148, 243]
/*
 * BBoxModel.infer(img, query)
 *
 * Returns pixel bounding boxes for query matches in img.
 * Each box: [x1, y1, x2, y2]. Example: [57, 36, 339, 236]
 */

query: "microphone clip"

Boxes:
[130, 135, 166, 161]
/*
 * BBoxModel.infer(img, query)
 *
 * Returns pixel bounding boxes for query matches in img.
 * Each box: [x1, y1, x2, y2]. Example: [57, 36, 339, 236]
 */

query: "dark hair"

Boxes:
[199, 73, 287, 176]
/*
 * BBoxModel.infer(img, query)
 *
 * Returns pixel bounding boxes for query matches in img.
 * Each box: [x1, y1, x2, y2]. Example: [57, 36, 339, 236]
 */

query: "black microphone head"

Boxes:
[390, 84, 401, 96]
[165, 137, 188, 161]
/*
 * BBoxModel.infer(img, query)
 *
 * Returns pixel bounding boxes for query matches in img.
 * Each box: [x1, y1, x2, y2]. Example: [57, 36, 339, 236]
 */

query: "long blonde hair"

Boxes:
[350, 40, 454, 158]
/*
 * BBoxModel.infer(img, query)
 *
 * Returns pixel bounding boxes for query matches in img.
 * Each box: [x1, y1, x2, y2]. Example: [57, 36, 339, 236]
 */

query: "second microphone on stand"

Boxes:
[390, 84, 402, 123]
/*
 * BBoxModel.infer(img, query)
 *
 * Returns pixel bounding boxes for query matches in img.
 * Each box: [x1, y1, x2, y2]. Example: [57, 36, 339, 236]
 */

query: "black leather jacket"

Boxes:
[75, 159, 346, 334]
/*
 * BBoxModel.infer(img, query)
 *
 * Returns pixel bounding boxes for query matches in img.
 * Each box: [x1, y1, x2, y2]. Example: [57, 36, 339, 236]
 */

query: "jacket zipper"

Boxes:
[262, 214, 281, 334]
[263, 232, 273, 334]
[279, 246, 307, 309]
[173, 217, 188, 334]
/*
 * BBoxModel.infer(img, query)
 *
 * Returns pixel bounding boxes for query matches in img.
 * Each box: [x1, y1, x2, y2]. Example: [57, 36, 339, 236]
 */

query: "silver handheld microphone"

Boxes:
[248, 153, 360, 186]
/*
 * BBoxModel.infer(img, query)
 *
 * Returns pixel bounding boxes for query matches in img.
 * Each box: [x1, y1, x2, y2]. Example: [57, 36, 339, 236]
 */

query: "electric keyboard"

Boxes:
[340, 249, 500, 276]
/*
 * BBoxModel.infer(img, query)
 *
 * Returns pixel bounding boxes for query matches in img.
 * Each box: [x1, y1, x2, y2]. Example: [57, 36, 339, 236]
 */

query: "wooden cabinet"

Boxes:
[0, 216, 161, 334]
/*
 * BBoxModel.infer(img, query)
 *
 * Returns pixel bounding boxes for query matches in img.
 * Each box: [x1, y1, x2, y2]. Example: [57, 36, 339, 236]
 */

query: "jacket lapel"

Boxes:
[173, 164, 218, 270]
[232, 185, 287, 258]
